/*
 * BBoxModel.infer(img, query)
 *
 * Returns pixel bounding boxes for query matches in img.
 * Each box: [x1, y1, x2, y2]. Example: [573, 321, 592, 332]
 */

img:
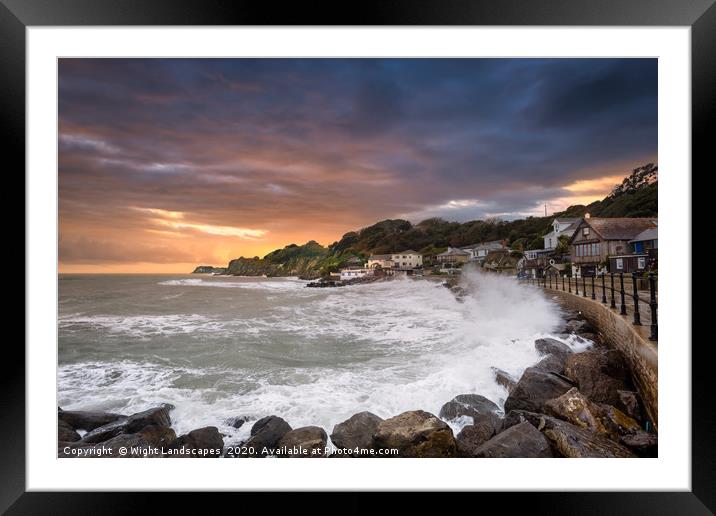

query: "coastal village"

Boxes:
[325, 213, 658, 286]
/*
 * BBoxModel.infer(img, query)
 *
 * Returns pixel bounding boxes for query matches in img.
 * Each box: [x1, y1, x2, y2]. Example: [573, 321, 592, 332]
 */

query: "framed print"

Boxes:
[4, 0, 712, 512]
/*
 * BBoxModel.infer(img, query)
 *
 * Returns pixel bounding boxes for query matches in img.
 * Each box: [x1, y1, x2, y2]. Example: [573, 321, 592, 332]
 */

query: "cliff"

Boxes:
[192, 266, 227, 274]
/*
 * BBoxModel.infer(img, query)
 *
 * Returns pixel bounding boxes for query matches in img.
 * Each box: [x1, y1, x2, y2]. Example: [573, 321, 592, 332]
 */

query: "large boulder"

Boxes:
[79, 405, 173, 444]
[534, 338, 573, 361]
[472, 422, 553, 458]
[564, 349, 631, 406]
[491, 368, 517, 393]
[517, 412, 636, 458]
[455, 421, 497, 457]
[545, 388, 617, 439]
[438, 394, 501, 431]
[243, 416, 292, 457]
[277, 426, 328, 457]
[58, 408, 126, 431]
[564, 319, 596, 334]
[373, 410, 457, 458]
[138, 424, 177, 448]
[504, 368, 575, 414]
[330, 411, 383, 451]
[167, 426, 223, 457]
[58, 419, 81, 443]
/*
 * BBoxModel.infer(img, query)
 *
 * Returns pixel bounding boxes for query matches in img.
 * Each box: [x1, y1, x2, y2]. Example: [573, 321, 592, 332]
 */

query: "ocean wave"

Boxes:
[58, 313, 227, 337]
[158, 277, 308, 290]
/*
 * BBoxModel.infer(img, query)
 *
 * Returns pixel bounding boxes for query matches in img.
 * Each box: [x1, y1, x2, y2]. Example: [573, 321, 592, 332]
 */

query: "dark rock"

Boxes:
[244, 416, 292, 457]
[438, 394, 501, 430]
[330, 411, 383, 451]
[599, 404, 642, 436]
[277, 426, 328, 457]
[167, 426, 223, 457]
[516, 413, 637, 458]
[564, 349, 631, 406]
[616, 390, 643, 422]
[564, 319, 596, 334]
[225, 416, 249, 429]
[532, 354, 566, 374]
[58, 419, 81, 443]
[504, 367, 574, 414]
[491, 368, 517, 393]
[373, 410, 457, 458]
[58, 408, 126, 431]
[545, 387, 616, 439]
[79, 405, 173, 444]
[500, 410, 535, 432]
[620, 431, 658, 457]
[472, 422, 553, 458]
[534, 338, 573, 360]
[455, 422, 496, 457]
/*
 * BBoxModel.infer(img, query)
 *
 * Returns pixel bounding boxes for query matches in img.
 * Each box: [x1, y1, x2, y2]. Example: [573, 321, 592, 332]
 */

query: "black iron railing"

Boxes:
[525, 272, 658, 342]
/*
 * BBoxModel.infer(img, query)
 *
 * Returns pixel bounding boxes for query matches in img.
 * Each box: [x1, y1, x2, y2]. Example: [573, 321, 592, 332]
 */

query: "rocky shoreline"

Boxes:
[58, 311, 656, 458]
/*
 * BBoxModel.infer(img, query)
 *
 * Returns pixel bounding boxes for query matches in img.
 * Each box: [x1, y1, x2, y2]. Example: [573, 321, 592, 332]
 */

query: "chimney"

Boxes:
[584, 213, 591, 219]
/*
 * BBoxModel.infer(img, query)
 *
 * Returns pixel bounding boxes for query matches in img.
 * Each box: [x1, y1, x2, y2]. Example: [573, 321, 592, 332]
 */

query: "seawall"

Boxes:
[545, 289, 658, 430]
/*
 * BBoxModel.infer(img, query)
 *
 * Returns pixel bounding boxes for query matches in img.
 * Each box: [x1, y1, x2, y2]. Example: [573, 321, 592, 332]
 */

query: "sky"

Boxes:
[58, 58, 657, 273]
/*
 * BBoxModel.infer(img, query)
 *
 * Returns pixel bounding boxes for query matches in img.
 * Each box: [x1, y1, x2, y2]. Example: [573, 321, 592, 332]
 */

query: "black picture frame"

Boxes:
[4, 0, 710, 512]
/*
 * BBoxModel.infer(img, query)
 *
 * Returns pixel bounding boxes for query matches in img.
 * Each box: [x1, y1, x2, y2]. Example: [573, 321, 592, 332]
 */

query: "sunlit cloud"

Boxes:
[132, 207, 267, 239]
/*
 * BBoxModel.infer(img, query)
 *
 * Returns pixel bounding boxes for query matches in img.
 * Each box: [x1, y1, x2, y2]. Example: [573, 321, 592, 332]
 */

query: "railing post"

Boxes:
[548, 274, 552, 289]
[574, 274, 579, 295]
[649, 272, 658, 341]
[568, 275, 571, 293]
[590, 274, 596, 300]
[610, 273, 616, 309]
[582, 275, 587, 297]
[619, 273, 627, 315]
[562, 275, 565, 291]
[601, 273, 607, 303]
[632, 272, 641, 325]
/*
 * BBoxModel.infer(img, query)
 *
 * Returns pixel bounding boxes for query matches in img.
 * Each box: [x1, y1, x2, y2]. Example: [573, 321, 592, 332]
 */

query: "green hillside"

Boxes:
[218, 163, 657, 278]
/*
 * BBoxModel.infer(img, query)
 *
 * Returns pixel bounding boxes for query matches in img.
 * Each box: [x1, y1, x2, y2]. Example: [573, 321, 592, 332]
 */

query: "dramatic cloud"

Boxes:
[58, 58, 657, 272]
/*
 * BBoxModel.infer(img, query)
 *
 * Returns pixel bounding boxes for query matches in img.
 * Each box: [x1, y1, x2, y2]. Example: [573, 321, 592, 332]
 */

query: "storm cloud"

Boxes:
[58, 58, 657, 271]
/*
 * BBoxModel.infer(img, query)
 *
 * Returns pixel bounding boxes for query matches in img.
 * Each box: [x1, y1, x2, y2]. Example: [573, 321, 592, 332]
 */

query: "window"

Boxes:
[616, 258, 624, 270]
[637, 257, 646, 269]
[582, 227, 590, 236]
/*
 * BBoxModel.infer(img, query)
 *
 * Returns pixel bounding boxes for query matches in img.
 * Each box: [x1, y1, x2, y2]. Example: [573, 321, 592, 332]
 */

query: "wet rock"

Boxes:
[564, 349, 631, 406]
[533, 354, 566, 374]
[167, 426, 223, 457]
[330, 411, 383, 451]
[564, 319, 596, 334]
[517, 413, 636, 458]
[438, 394, 501, 430]
[455, 422, 496, 457]
[225, 416, 249, 429]
[491, 368, 517, 393]
[500, 409, 537, 432]
[58, 408, 126, 432]
[472, 422, 553, 458]
[504, 367, 574, 414]
[373, 410, 457, 458]
[244, 416, 292, 457]
[534, 338, 573, 360]
[79, 405, 173, 444]
[545, 388, 614, 438]
[616, 390, 643, 422]
[277, 426, 328, 457]
[620, 431, 658, 457]
[58, 419, 81, 443]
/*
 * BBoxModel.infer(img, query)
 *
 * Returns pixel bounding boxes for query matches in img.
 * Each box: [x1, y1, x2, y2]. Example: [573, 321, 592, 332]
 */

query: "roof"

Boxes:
[629, 227, 658, 243]
[577, 218, 657, 241]
[368, 254, 393, 260]
[437, 247, 471, 257]
[554, 217, 579, 224]
[395, 249, 420, 255]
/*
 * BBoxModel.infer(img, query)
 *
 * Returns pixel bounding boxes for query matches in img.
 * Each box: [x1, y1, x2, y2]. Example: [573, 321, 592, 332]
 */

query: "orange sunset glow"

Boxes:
[59, 59, 657, 273]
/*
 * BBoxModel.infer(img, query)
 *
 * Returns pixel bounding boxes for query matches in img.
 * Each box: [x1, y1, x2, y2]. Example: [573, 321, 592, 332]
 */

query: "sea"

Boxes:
[58, 269, 591, 445]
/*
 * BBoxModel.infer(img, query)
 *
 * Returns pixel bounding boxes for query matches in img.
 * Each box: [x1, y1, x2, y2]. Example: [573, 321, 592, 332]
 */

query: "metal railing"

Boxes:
[526, 272, 658, 342]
